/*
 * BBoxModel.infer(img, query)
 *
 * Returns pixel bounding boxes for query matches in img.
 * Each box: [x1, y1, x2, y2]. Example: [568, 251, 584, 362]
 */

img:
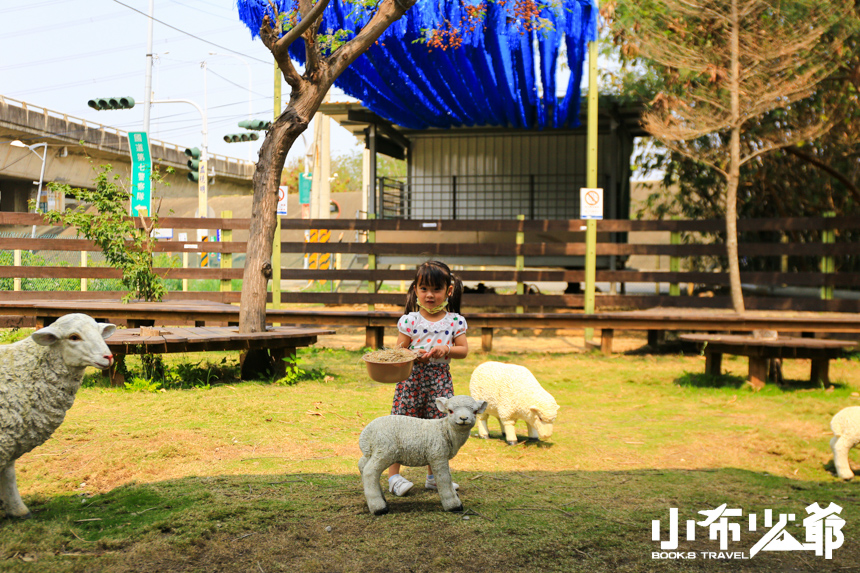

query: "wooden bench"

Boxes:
[2, 300, 860, 354]
[680, 333, 857, 390]
[104, 325, 334, 384]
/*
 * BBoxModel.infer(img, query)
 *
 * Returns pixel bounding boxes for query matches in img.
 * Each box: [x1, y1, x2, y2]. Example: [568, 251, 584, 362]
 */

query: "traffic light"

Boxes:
[223, 132, 259, 143]
[184, 147, 201, 182]
[238, 119, 271, 130]
[87, 96, 135, 110]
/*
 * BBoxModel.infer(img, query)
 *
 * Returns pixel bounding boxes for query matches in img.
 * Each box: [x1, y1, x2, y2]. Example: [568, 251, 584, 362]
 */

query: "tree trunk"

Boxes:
[239, 107, 306, 336]
[725, 129, 745, 315]
[726, 0, 745, 315]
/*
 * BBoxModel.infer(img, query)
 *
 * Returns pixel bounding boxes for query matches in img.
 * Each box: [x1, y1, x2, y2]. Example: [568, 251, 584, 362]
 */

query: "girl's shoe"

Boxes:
[425, 475, 459, 491]
[388, 474, 413, 496]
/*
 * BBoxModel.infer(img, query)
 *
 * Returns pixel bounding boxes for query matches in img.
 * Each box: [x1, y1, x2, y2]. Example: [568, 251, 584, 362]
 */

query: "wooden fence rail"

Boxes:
[1, 213, 858, 313]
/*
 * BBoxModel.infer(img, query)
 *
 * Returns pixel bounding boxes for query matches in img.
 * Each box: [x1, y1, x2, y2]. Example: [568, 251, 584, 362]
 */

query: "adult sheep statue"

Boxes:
[358, 395, 486, 515]
[470, 361, 559, 446]
[0, 314, 115, 519]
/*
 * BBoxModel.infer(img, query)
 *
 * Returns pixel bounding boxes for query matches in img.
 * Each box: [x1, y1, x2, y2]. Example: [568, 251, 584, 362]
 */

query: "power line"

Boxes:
[3, 11, 129, 40]
[0, 155, 30, 173]
[0, 0, 66, 15]
[207, 69, 270, 99]
[109, 0, 272, 65]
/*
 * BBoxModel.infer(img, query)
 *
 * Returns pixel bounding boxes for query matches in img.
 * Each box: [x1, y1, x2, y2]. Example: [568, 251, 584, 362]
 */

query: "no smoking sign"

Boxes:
[277, 186, 289, 216]
[580, 187, 604, 220]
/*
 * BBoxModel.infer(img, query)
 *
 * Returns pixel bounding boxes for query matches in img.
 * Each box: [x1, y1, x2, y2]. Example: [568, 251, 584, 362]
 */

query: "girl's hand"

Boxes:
[419, 345, 450, 361]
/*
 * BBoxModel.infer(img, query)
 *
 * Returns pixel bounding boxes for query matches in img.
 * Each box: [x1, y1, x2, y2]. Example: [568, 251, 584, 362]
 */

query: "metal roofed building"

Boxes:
[319, 99, 647, 223]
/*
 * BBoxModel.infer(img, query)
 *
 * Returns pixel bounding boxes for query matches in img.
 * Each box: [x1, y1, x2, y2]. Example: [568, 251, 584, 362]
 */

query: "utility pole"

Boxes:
[143, 0, 154, 132]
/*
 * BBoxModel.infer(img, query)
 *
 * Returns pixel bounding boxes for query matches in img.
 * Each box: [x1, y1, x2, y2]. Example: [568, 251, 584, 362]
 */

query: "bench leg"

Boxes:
[240, 349, 274, 380]
[270, 347, 297, 380]
[647, 330, 663, 347]
[748, 358, 767, 391]
[705, 352, 722, 376]
[482, 328, 493, 353]
[105, 355, 126, 387]
[365, 327, 384, 349]
[811, 359, 830, 385]
[600, 329, 614, 356]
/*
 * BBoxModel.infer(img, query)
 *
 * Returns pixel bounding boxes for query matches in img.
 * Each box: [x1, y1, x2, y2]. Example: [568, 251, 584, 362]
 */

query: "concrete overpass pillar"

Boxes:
[0, 180, 33, 212]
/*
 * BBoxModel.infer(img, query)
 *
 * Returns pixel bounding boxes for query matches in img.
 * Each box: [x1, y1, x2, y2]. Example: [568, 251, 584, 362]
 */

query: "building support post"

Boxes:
[584, 6, 599, 344]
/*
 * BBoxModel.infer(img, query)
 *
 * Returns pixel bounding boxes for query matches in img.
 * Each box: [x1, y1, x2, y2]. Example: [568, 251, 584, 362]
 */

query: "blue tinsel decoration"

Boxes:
[235, 0, 597, 129]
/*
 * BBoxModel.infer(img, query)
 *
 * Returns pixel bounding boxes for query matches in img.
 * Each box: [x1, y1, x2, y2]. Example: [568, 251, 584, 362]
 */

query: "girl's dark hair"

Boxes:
[404, 260, 463, 314]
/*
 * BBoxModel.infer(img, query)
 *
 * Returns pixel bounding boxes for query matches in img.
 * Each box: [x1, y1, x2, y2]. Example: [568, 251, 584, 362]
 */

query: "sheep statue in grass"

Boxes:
[358, 395, 487, 515]
[0, 314, 115, 518]
[470, 361, 559, 446]
[830, 406, 860, 480]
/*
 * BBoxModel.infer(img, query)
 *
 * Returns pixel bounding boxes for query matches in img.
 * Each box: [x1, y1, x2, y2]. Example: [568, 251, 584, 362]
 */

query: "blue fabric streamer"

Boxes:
[235, 0, 597, 130]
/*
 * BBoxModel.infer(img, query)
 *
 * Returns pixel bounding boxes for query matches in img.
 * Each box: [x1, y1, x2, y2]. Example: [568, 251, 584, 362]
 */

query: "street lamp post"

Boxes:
[11, 140, 47, 238]
[151, 98, 208, 221]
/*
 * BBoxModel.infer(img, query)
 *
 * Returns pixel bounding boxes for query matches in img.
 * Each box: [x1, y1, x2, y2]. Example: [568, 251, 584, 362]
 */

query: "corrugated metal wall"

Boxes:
[403, 131, 625, 220]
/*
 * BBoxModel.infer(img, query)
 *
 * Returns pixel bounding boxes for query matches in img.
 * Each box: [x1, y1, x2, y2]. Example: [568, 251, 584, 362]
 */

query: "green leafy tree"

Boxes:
[43, 165, 169, 303]
[610, 0, 857, 313]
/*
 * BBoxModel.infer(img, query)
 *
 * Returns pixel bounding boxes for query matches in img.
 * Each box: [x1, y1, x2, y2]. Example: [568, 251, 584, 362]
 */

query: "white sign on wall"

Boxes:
[580, 187, 604, 220]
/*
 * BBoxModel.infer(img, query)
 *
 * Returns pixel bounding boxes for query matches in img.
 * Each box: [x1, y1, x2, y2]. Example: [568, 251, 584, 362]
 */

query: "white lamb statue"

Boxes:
[469, 361, 559, 446]
[0, 314, 115, 518]
[830, 406, 860, 480]
[358, 395, 487, 515]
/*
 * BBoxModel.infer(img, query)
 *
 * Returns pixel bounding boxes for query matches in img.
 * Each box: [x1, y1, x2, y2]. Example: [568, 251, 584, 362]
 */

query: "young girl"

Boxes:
[387, 260, 469, 496]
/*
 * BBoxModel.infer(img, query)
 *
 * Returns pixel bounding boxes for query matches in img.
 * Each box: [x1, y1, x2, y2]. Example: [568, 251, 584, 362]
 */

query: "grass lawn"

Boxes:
[2, 335, 860, 572]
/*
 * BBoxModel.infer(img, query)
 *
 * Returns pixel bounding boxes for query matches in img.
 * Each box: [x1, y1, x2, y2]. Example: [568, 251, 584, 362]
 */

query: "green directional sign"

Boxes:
[128, 131, 152, 216]
[298, 172, 312, 205]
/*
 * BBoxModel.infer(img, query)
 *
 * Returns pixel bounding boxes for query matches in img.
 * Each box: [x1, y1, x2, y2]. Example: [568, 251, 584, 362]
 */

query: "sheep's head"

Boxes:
[530, 403, 559, 440]
[31, 314, 116, 370]
[436, 395, 487, 430]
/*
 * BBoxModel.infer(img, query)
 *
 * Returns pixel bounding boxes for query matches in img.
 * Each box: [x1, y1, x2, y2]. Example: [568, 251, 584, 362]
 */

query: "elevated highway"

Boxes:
[0, 95, 254, 214]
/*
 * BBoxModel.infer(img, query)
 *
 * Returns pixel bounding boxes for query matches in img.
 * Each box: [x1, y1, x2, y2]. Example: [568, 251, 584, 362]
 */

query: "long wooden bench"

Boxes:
[1, 300, 859, 353]
[680, 333, 857, 390]
[258, 308, 860, 353]
[105, 325, 334, 384]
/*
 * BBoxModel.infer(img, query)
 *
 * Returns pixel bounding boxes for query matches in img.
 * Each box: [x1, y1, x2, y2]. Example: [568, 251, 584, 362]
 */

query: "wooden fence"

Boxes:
[1, 212, 858, 313]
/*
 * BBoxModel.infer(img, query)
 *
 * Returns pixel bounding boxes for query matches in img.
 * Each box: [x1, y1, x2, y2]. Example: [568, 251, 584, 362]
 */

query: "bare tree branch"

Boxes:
[274, 0, 332, 55]
[260, 15, 303, 89]
[325, 0, 417, 84]
[784, 146, 860, 204]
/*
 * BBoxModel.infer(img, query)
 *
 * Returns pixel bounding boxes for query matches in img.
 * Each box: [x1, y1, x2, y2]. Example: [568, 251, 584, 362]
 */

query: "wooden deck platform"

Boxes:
[680, 333, 857, 390]
[1, 300, 859, 353]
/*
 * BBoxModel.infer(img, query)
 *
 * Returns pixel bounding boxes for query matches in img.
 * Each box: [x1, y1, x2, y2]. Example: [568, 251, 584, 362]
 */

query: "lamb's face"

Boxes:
[31, 314, 116, 370]
[436, 395, 488, 430]
[530, 406, 558, 440]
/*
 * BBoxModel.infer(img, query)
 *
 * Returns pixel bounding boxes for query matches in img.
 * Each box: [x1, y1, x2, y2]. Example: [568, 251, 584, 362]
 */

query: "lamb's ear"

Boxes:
[475, 400, 488, 414]
[31, 326, 60, 347]
[435, 397, 449, 413]
[99, 322, 117, 339]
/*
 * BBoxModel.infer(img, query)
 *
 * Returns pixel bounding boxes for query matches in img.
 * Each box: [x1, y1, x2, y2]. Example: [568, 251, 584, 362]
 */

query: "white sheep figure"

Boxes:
[0, 314, 115, 519]
[357, 395, 487, 515]
[830, 406, 860, 480]
[470, 361, 559, 446]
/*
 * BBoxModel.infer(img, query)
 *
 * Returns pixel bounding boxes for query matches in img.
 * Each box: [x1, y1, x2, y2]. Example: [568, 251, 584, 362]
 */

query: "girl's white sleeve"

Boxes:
[397, 314, 413, 336]
[453, 314, 467, 338]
